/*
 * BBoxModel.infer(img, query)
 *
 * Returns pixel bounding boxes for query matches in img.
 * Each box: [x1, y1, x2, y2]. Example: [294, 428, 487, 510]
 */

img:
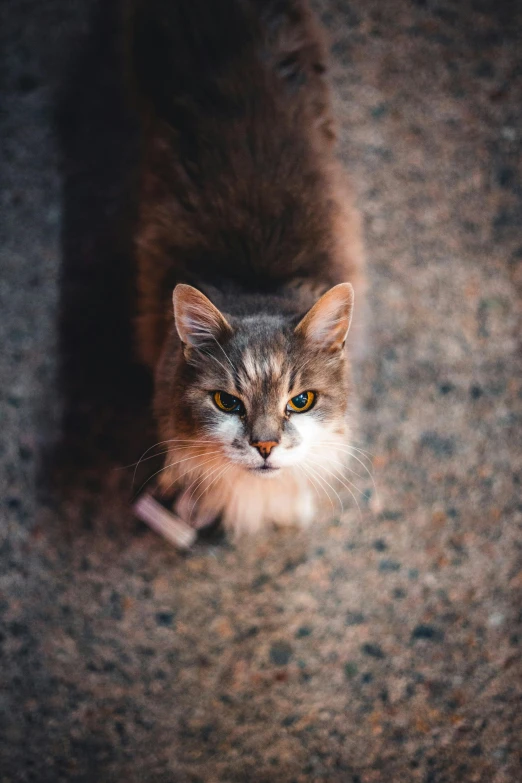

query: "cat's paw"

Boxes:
[133, 493, 196, 550]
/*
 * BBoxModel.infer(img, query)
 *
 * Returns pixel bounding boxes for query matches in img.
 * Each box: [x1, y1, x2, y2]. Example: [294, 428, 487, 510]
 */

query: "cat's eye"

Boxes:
[287, 391, 316, 413]
[213, 391, 244, 414]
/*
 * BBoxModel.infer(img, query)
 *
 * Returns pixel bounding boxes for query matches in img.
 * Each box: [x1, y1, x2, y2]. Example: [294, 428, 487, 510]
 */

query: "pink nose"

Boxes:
[251, 441, 278, 459]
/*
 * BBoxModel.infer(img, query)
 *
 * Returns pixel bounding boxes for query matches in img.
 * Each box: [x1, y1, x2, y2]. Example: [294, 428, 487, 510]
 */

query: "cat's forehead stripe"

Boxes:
[241, 350, 258, 381]
[236, 346, 289, 393]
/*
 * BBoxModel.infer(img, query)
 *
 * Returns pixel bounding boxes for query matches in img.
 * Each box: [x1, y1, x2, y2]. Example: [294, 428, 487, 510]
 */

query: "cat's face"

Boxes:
[160, 283, 354, 482]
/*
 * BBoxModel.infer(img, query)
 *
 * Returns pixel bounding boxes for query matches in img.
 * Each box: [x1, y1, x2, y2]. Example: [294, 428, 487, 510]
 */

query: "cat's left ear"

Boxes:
[295, 283, 354, 352]
[173, 284, 232, 347]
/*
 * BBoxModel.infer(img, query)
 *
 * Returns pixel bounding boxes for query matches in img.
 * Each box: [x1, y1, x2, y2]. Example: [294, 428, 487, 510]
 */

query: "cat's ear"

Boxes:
[295, 283, 354, 352]
[173, 284, 232, 347]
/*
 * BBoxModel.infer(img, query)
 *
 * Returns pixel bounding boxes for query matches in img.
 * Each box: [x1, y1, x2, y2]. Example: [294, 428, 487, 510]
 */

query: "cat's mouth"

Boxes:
[250, 464, 280, 474]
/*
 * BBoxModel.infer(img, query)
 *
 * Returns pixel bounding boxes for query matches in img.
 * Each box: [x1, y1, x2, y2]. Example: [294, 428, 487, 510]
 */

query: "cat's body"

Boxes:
[131, 0, 365, 534]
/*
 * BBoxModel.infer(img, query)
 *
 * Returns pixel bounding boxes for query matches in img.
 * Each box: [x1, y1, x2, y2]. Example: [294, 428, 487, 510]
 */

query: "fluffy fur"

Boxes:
[130, 0, 365, 534]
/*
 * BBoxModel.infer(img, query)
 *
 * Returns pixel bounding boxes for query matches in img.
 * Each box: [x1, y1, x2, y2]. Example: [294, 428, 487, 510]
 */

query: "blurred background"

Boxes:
[0, 0, 521, 780]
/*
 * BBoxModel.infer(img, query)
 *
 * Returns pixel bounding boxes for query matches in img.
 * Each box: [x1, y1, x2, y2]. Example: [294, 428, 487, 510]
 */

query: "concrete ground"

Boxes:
[1, 0, 521, 781]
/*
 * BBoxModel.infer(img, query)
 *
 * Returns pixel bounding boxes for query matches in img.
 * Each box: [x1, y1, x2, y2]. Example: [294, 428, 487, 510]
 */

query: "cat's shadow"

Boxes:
[46, 0, 153, 509]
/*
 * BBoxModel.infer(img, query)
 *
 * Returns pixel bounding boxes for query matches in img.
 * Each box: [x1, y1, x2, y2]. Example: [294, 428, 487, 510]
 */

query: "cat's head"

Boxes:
[157, 282, 354, 482]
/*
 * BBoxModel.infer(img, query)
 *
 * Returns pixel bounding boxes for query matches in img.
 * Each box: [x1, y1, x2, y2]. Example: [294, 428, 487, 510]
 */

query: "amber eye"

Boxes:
[213, 391, 244, 414]
[287, 391, 316, 413]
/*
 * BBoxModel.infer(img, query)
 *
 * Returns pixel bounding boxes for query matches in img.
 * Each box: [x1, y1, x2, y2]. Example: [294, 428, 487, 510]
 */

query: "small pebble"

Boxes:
[270, 641, 293, 666]
[361, 643, 385, 659]
[411, 624, 445, 642]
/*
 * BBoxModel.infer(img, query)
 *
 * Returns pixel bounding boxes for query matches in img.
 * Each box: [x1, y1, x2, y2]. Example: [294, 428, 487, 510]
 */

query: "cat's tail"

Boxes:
[128, 0, 331, 129]
[129, 0, 259, 121]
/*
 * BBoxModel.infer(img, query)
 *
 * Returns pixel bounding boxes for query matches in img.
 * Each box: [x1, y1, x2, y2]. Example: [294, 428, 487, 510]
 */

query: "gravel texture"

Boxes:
[1, 0, 521, 781]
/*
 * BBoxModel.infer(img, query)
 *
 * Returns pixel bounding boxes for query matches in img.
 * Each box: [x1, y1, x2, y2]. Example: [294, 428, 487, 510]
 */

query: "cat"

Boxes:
[130, 0, 365, 534]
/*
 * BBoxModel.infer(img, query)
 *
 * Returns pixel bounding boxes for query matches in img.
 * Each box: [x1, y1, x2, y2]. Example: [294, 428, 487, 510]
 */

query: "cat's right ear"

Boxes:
[173, 284, 232, 348]
[295, 282, 354, 353]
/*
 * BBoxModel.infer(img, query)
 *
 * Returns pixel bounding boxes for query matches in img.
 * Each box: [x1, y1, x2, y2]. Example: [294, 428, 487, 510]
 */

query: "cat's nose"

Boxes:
[251, 440, 279, 459]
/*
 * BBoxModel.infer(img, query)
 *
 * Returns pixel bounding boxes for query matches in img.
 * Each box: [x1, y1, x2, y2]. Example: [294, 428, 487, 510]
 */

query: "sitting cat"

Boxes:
[130, 0, 365, 533]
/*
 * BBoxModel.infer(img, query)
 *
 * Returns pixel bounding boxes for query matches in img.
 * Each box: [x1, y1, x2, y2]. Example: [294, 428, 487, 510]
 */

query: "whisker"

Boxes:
[310, 459, 362, 520]
[158, 454, 222, 499]
[305, 463, 343, 513]
[132, 439, 175, 487]
[346, 440, 375, 456]
[210, 335, 235, 372]
[298, 465, 322, 501]
[135, 447, 213, 485]
[320, 456, 366, 496]
[195, 347, 230, 376]
[338, 451, 377, 493]
[339, 454, 377, 502]
[134, 450, 223, 499]
[316, 442, 377, 490]
[186, 462, 227, 519]
[128, 439, 220, 485]
[183, 458, 225, 511]
[115, 450, 171, 471]
[190, 463, 233, 517]
[307, 464, 341, 513]
[346, 444, 375, 459]
[317, 441, 374, 466]
[117, 444, 213, 474]
[321, 452, 367, 481]
[323, 435, 374, 453]
[300, 464, 328, 507]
